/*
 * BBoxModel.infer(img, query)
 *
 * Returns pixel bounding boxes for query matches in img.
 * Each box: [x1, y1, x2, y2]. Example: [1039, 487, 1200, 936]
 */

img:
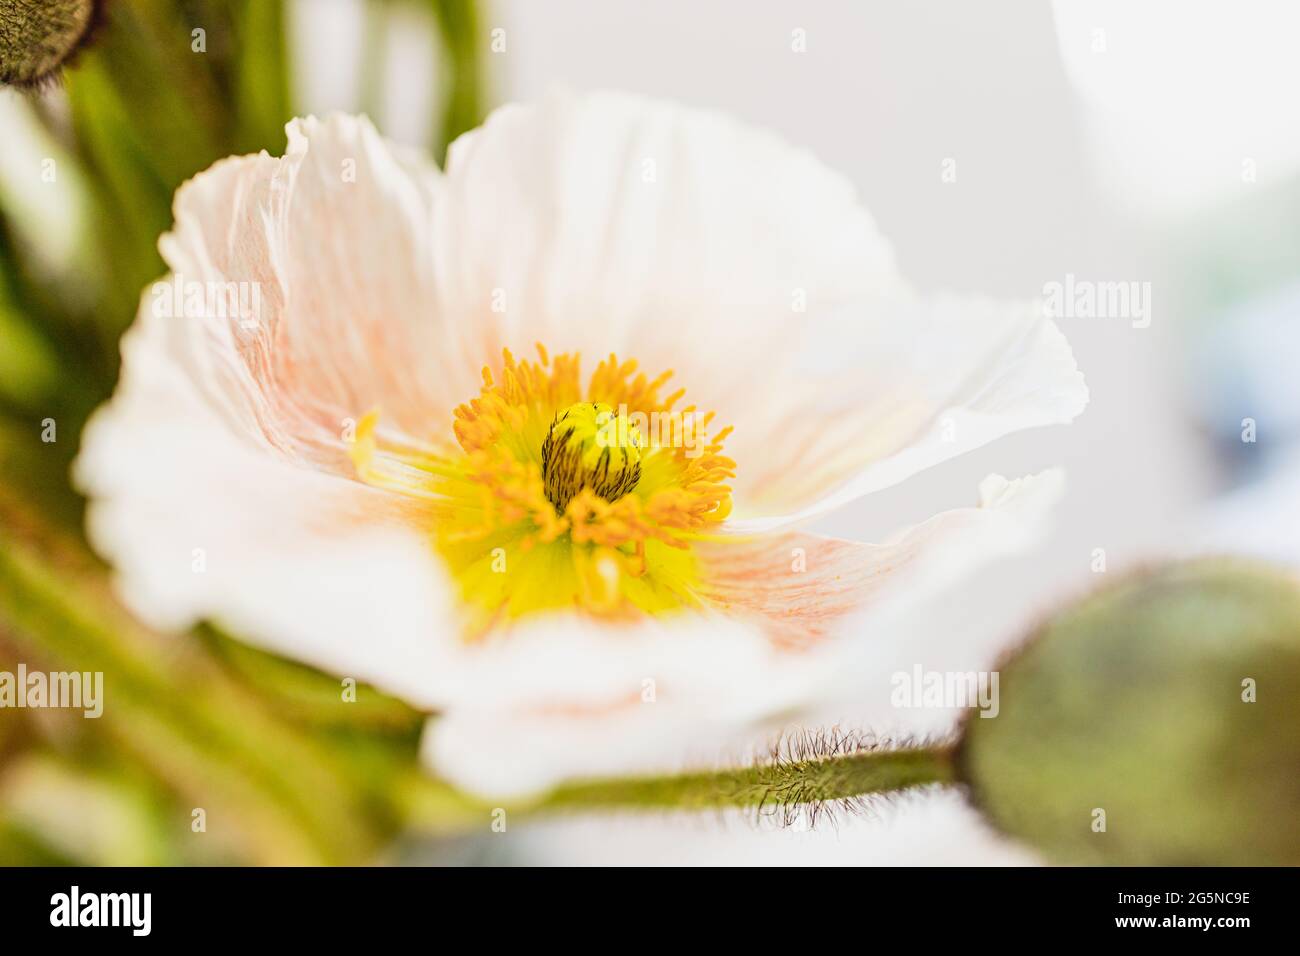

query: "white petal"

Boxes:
[423, 471, 1063, 797]
[726, 297, 1087, 531]
[508, 789, 1038, 865]
[76, 98, 1084, 797]
[698, 469, 1066, 649]
[156, 113, 470, 469]
[76, 305, 457, 707]
[432, 92, 1084, 530]
[421, 612, 809, 798]
[432, 89, 901, 413]
[74, 122, 471, 706]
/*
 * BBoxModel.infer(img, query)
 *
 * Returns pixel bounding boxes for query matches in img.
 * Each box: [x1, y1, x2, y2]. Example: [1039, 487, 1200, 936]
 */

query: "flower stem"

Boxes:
[399, 742, 956, 833]
[534, 744, 956, 814]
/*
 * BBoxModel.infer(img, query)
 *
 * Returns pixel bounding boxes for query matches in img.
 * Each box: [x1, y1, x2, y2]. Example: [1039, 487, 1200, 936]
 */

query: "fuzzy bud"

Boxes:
[0, 0, 101, 89]
[959, 559, 1300, 865]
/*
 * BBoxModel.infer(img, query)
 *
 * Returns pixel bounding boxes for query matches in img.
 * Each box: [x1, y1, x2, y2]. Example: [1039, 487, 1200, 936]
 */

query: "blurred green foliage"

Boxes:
[0, 0, 487, 864]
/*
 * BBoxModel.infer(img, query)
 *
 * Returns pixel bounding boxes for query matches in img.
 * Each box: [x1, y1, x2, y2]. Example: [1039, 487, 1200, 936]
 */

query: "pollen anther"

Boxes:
[541, 402, 643, 511]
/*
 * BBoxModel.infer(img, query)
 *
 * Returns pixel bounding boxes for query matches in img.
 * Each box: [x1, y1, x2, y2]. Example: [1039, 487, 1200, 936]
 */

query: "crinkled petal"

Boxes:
[725, 298, 1087, 531]
[77, 97, 1085, 797]
[422, 471, 1062, 796]
[431, 89, 902, 422]
[698, 470, 1066, 647]
[155, 113, 469, 472]
[432, 92, 1085, 529]
[76, 311, 457, 706]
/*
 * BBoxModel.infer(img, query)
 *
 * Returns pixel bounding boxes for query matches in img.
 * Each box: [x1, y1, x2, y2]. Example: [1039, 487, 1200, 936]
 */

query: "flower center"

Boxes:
[348, 345, 736, 632]
[541, 402, 644, 512]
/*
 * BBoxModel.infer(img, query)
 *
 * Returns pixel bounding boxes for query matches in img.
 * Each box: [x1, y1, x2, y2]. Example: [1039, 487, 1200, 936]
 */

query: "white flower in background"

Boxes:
[75, 92, 1087, 796]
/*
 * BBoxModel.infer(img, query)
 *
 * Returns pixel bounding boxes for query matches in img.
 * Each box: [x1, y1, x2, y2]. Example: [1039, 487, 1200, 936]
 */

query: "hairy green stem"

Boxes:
[399, 742, 956, 833]
[539, 745, 955, 813]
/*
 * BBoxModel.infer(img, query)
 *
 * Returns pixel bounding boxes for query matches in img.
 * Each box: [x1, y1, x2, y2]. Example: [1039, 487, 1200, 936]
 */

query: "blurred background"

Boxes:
[1, 0, 1297, 864]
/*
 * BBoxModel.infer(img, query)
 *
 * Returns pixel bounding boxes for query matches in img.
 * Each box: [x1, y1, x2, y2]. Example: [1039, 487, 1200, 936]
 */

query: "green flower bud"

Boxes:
[0, 0, 102, 89]
[958, 559, 1300, 865]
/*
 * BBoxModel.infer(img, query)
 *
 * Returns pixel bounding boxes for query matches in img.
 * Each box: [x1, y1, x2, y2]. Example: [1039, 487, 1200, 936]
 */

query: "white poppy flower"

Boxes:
[75, 92, 1087, 798]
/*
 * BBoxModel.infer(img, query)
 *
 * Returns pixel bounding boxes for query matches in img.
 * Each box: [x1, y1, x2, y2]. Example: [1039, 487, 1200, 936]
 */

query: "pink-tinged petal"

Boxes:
[75, 115, 471, 705]
[698, 470, 1066, 650]
[725, 298, 1087, 532]
[155, 114, 470, 473]
[75, 289, 459, 711]
[76, 96, 1086, 794]
[420, 472, 1062, 797]
[431, 92, 1084, 529]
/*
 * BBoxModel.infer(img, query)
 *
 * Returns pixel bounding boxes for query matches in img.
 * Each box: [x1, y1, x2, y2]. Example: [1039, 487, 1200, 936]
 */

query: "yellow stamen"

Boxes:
[350, 344, 735, 632]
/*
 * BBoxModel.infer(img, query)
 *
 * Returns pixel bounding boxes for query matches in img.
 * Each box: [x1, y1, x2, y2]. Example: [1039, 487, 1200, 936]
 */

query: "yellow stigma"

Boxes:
[541, 402, 643, 512]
